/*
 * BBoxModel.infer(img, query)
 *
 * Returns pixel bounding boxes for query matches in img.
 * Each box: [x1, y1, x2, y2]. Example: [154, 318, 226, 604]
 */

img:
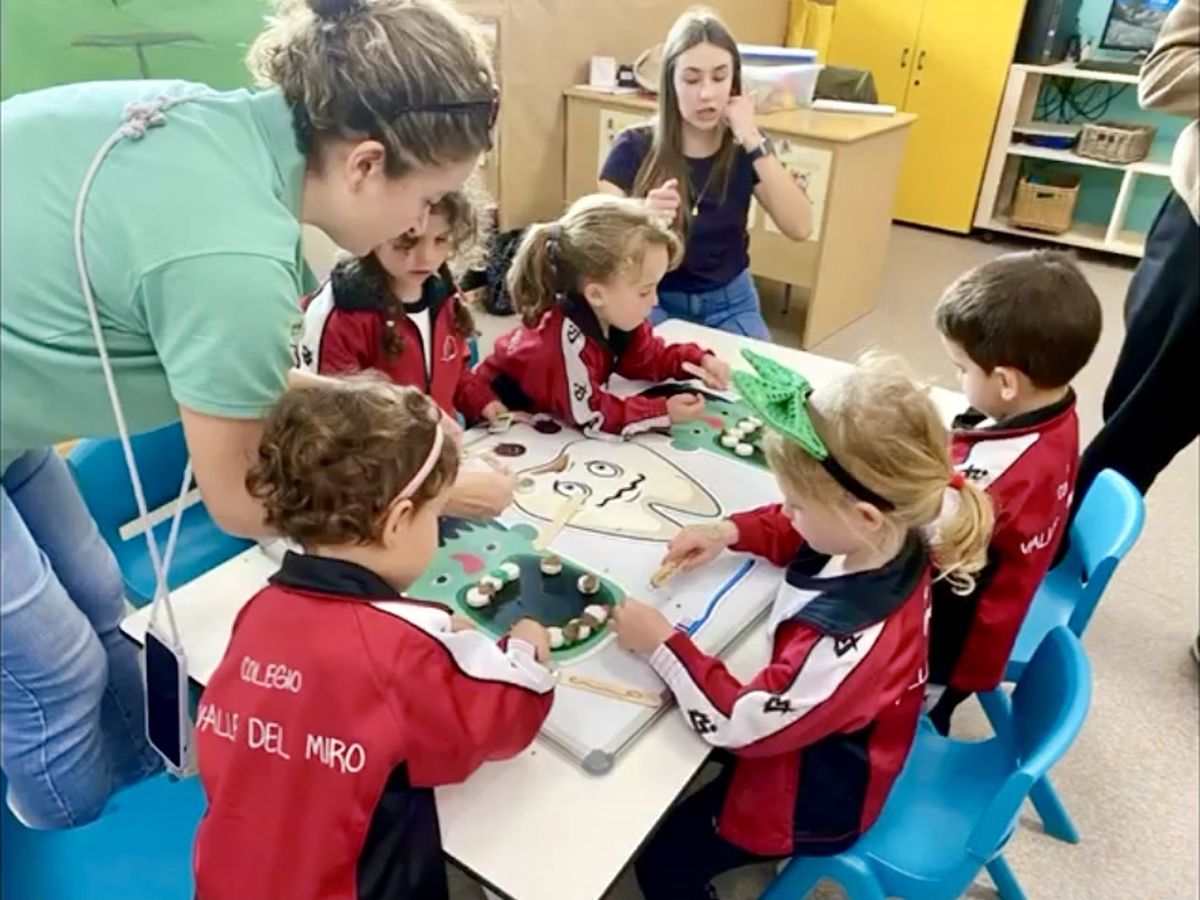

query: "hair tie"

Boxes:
[949, 471, 966, 490]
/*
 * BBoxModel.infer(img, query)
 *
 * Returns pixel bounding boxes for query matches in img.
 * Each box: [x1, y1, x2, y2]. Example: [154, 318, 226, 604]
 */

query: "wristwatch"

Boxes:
[745, 135, 775, 164]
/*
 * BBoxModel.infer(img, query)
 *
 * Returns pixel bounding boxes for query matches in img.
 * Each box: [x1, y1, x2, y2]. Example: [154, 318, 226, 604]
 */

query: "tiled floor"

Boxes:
[310, 223, 1199, 899]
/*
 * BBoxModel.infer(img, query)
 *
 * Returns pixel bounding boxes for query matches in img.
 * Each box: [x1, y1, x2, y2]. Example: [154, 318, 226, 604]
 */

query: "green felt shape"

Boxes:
[731, 348, 829, 461]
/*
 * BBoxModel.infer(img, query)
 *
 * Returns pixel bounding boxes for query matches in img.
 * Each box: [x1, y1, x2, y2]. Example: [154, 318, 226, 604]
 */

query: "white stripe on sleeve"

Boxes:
[296, 281, 335, 373]
[372, 601, 555, 694]
[648, 621, 884, 749]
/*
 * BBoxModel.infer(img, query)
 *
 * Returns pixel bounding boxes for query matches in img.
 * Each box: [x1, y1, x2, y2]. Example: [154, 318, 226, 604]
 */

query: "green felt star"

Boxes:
[731, 348, 829, 461]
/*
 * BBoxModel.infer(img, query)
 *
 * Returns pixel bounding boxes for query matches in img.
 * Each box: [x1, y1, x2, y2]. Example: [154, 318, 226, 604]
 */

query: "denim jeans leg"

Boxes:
[705, 270, 771, 340]
[1, 449, 158, 829]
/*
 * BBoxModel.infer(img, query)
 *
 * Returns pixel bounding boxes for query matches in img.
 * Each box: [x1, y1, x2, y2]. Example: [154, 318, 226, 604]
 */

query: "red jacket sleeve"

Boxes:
[613, 323, 709, 384]
[648, 622, 897, 759]
[391, 627, 555, 787]
[477, 318, 674, 436]
[452, 334, 499, 424]
[729, 505, 803, 567]
[949, 476, 1055, 692]
[316, 310, 376, 376]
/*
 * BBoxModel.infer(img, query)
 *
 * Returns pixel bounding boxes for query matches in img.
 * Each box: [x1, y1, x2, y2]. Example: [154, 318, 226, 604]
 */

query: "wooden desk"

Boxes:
[121, 322, 963, 900]
[564, 88, 916, 348]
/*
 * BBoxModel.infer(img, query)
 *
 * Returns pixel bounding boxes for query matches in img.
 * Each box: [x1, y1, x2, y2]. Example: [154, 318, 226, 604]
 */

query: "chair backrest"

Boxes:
[66, 421, 190, 544]
[1060, 469, 1145, 635]
[967, 627, 1092, 857]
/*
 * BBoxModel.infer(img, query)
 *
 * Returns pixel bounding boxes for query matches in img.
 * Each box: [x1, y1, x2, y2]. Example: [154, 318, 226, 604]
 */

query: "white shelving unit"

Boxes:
[975, 62, 1172, 258]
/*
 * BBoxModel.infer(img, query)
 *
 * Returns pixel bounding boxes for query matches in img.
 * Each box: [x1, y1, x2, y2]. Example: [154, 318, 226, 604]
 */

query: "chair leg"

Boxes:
[1029, 775, 1081, 844]
[986, 853, 1027, 900]
[762, 854, 885, 900]
[978, 688, 1013, 741]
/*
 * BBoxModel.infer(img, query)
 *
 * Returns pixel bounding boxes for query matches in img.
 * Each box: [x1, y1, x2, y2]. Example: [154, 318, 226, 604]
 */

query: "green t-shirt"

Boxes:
[0, 80, 309, 469]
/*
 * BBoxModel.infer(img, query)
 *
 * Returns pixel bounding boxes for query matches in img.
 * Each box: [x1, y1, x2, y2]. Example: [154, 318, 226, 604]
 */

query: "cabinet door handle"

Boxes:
[900, 47, 910, 68]
[916, 49, 927, 71]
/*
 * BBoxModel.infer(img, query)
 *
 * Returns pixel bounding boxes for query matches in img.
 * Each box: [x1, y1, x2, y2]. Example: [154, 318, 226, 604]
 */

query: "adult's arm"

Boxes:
[724, 97, 813, 241]
[141, 253, 304, 539]
[1139, 0, 1199, 115]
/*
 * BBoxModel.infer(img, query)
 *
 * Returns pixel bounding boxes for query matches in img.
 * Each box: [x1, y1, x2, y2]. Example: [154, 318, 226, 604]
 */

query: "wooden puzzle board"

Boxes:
[436, 408, 783, 774]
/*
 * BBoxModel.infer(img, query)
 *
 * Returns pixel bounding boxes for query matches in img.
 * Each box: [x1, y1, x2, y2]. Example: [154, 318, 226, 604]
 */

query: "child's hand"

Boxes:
[645, 178, 682, 227]
[611, 599, 675, 654]
[667, 393, 705, 423]
[449, 615, 477, 632]
[699, 355, 732, 390]
[481, 400, 510, 423]
[509, 618, 551, 663]
[664, 521, 739, 572]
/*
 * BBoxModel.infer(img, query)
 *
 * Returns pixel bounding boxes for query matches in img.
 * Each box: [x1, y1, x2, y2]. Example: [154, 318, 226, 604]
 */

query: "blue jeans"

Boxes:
[1, 449, 160, 828]
[650, 268, 771, 340]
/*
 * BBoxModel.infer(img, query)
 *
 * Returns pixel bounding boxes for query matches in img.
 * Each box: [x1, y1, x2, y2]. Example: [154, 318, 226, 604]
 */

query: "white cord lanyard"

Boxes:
[74, 96, 209, 648]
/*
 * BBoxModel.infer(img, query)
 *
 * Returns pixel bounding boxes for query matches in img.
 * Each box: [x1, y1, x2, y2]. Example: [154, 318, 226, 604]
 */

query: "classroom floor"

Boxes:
[443, 224, 1199, 900]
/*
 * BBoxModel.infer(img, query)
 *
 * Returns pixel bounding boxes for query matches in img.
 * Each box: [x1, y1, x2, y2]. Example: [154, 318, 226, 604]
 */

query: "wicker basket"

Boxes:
[1077, 121, 1156, 164]
[1011, 173, 1080, 234]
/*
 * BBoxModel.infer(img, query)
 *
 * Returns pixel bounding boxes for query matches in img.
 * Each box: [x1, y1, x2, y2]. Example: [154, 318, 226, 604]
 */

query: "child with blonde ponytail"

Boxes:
[610, 352, 993, 899]
[475, 194, 733, 437]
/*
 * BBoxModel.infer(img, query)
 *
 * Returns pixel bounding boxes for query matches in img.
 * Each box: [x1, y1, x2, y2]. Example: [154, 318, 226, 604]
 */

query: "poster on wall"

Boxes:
[597, 107, 652, 170]
[751, 138, 831, 242]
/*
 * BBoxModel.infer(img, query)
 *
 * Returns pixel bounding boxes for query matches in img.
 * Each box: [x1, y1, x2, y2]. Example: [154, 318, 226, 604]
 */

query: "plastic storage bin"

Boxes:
[742, 63, 824, 112]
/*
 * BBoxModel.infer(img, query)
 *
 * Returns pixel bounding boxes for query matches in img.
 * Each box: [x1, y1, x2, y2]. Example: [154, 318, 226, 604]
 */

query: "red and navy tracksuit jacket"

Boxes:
[192, 552, 555, 900]
[474, 296, 711, 436]
[929, 392, 1080, 693]
[647, 504, 932, 857]
[296, 263, 498, 423]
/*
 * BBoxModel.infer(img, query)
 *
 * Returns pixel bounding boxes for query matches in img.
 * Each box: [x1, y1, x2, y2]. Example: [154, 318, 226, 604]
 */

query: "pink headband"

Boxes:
[398, 422, 445, 500]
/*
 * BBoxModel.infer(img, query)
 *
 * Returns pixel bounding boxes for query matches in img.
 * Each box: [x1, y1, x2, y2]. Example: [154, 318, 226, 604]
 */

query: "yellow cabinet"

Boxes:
[827, 0, 1026, 233]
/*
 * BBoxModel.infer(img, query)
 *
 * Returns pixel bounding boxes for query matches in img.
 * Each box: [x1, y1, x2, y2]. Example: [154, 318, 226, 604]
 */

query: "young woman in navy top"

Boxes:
[599, 9, 813, 339]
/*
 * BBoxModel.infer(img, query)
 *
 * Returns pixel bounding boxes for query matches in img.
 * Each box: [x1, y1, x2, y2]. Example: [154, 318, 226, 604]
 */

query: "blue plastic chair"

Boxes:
[1, 773, 206, 900]
[978, 468, 1144, 843]
[763, 627, 1092, 900]
[66, 421, 253, 607]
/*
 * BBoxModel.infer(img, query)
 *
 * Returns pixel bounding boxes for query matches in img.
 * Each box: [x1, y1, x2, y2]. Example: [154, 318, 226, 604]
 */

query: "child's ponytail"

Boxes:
[930, 478, 995, 596]
[507, 223, 562, 327]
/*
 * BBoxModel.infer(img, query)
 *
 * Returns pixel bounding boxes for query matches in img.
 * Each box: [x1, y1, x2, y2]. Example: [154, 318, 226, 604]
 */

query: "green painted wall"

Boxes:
[1, 0, 268, 100]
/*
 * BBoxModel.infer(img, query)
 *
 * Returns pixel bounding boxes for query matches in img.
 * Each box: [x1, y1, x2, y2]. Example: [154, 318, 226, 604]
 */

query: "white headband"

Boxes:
[398, 422, 445, 500]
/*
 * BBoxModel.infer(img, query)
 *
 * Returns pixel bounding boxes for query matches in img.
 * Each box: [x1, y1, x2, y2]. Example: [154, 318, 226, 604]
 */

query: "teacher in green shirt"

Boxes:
[0, 0, 496, 828]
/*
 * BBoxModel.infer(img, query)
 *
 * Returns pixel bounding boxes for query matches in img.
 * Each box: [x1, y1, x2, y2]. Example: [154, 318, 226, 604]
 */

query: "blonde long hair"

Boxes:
[630, 8, 743, 244]
[507, 194, 683, 327]
[764, 354, 994, 593]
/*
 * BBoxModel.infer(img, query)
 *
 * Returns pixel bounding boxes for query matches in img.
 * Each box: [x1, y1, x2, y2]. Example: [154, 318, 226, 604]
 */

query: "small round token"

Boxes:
[498, 562, 520, 583]
[747, 416, 763, 428]
[547, 626, 565, 649]
[735, 442, 755, 457]
[479, 575, 503, 593]
[564, 619, 592, 643]
[583, 604, 609, 625]
[577, 573, 600, 595]
[493, 442, 526, 458]
[465, 588, 491, 608]
[540, 554, 563, 576]
[720, 432, 740, 448]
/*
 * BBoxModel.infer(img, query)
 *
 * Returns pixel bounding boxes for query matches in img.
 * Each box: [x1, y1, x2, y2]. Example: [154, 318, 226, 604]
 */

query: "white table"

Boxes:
[121, 320, 964, 900]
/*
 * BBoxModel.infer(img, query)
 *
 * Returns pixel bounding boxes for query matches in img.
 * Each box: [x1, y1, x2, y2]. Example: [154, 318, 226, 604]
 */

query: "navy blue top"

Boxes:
[600, 126, 759, 293]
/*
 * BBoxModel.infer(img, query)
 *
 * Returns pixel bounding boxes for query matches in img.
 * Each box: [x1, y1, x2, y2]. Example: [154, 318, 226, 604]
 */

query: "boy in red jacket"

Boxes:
[927, 249, 1102, 733]
[475, 194, 732, 437]
[193, 381, 554, 900]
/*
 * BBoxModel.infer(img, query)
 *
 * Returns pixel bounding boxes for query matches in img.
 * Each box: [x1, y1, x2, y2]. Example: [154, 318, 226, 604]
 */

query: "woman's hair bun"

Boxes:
[308, 0, 365, 21]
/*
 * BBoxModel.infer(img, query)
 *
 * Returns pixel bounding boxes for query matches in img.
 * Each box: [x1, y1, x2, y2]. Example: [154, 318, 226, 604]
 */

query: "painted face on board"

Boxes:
[514, 440, 721, 541]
